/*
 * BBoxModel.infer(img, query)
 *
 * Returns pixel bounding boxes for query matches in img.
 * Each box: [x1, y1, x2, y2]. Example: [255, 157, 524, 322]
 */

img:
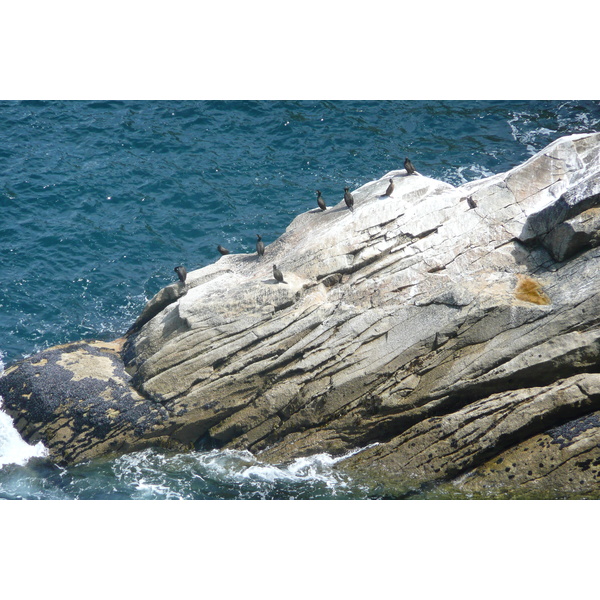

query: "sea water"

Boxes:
[1, 100, 599, 499]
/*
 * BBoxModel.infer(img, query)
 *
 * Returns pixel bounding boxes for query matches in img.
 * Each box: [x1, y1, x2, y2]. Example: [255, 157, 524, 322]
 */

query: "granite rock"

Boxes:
[2, 132, 600, 498]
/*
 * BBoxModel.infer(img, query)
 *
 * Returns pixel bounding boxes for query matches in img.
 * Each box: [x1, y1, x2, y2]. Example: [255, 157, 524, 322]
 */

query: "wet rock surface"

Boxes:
[2, 132, 600, 497]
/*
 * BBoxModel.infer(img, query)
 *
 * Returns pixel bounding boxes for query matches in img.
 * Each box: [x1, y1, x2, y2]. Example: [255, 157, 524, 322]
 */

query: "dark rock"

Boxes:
[0, 341, 177, 464]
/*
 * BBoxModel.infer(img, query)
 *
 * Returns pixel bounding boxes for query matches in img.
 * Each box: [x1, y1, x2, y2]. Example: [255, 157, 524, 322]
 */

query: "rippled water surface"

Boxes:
[1, 100, 599, 499]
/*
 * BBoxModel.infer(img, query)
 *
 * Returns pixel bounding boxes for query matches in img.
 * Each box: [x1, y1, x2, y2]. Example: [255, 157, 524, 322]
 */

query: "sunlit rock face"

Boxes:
[2, 132, 600, 497]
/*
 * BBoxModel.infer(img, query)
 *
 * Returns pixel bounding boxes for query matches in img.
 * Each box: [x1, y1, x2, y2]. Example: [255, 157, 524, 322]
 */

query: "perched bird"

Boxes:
[273, 264, 287, 284]
[316, 190, 326, 211]
[256, 234, 265, 258]
[384, 178, 395, 196]
[404, 157, 416, 175]
[344, 187, 355, 212]
[467, 196, 477, 209]
[217, 244, 230, 255]
[174, 265, 187, 284]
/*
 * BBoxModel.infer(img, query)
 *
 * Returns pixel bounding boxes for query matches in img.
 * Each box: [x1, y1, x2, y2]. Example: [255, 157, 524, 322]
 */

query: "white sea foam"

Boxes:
[0, 350, 48, 468]
[508, 111, 558, 154]
[112, 443, 378, 499]
[233, 444, 377, 487]
[447, 164, 496, 186]
[235, 443, 373, 480]
[556, 106, 600, 132]
[0, 399, 48, 468]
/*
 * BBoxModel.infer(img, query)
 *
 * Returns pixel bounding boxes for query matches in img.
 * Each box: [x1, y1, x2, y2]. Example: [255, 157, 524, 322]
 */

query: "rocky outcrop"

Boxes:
[2, 132, 600, 497]
[0, 340, 184, 463]
[342, 373, 600, 497]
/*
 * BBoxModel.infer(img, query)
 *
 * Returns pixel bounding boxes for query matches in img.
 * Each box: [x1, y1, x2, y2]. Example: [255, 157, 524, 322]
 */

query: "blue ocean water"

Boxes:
[1, 100, 599, 500]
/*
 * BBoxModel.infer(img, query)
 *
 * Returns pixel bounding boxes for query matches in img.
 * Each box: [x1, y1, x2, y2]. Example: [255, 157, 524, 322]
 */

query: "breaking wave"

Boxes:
[110, 445, 378, 500]
[0, 400, 48, 469]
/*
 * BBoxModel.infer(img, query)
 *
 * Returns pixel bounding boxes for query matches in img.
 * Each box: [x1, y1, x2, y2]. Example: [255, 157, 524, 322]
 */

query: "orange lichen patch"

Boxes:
[515, 275, 551, 305]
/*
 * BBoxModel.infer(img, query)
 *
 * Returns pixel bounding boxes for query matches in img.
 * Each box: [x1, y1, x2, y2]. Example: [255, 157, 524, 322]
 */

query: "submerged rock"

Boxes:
[2, 132, 600, 498]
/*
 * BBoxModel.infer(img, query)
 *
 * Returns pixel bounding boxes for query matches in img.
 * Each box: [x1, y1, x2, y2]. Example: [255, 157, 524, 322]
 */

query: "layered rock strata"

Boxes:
[2, 132, 600, 496]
